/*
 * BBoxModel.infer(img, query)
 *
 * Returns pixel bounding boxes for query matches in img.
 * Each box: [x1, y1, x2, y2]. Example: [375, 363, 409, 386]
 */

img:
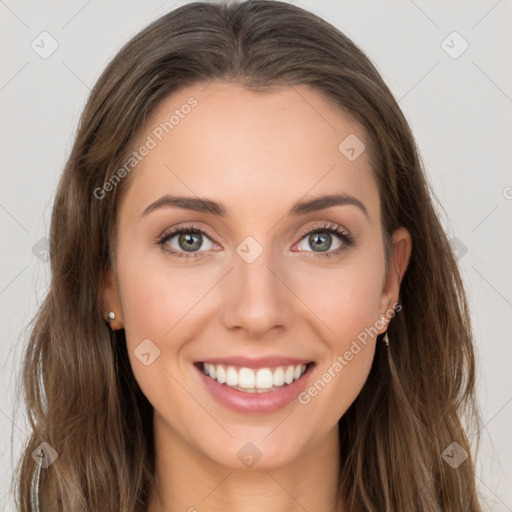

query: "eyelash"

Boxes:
[156, 222, 354, 260]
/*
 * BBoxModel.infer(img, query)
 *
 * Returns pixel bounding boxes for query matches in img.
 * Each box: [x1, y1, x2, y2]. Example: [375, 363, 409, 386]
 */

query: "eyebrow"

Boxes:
[140, 193, 369, 220]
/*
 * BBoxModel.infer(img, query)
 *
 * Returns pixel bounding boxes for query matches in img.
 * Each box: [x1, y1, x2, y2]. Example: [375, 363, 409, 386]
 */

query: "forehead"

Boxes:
[119, 81, 379, 221]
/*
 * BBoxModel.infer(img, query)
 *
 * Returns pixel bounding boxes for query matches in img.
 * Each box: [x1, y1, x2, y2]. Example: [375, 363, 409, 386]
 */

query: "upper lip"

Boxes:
[196, 356, 314, 369]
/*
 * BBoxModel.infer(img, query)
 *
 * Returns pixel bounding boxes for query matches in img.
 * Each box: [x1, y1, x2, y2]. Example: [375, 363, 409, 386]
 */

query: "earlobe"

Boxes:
[101, 268, 124, 330]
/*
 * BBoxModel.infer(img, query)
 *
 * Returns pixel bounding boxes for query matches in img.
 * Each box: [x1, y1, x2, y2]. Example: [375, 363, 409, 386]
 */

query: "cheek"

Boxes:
[116, 256, 216, 416]
[293, 273, 381, 429]
[289, 253, 383, 421]
[118, 254, 221, 346]
[290, 250, 385, 343]
[306, 277, 382, 336]
[116, 252, 227, 407]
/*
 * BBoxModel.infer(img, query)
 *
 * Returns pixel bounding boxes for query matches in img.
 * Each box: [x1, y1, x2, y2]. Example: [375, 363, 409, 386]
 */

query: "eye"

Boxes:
[156, 222, 354, 261]
[157, 224, 217, 259]
[294, 222, 354, 258]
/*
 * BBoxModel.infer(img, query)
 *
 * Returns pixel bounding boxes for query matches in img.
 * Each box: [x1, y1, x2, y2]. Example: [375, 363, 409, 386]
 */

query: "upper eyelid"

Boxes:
[296, 222, 349, 237]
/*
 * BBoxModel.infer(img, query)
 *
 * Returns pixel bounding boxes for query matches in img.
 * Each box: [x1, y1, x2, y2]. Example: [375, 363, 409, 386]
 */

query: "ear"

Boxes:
[101, 267, 124, 330]
[378, 226, 412, 330]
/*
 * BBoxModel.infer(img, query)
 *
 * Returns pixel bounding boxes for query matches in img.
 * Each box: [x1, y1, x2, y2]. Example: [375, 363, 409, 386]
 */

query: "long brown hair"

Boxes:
[14, 1, 483, 510]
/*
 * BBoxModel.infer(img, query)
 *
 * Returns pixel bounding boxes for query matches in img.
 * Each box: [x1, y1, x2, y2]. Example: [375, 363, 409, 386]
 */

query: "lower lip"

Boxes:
[195, 363, 315, 414]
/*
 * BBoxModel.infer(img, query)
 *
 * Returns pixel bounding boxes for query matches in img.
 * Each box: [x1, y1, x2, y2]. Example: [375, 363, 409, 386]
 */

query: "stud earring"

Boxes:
[107, 311, 116, 321]
[380, 315, 389, 346]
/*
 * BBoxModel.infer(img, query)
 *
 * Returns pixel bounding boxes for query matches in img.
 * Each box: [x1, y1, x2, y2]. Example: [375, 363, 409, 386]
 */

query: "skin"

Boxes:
[102, 81, 412, 512]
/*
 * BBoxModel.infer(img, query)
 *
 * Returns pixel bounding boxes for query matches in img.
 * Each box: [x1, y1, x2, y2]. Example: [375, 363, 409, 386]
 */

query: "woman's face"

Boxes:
[103, 81, 410, 469]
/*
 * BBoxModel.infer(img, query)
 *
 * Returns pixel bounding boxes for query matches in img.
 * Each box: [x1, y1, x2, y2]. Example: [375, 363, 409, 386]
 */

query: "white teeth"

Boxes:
[256, 368, 274, 389]
[284, 365, 294, 385]
[273, 366, 285, 386]
[226, 366, 239, 386]
[216, 365, 226, 384]
[239, 368, 255, 388]
[201, 362, 308, 392]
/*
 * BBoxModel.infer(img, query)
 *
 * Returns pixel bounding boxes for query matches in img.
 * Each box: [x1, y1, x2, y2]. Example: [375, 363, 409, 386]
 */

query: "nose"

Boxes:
[221, 243, 294, 338]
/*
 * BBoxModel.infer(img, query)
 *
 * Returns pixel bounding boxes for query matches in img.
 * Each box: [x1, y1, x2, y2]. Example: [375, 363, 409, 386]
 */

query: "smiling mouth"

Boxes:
[196, 362, 314, 393]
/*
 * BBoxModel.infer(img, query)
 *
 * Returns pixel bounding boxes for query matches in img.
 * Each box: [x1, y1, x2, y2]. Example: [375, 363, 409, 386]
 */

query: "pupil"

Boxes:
[180, 233, 201, 252]
[310, 232, 331, 252]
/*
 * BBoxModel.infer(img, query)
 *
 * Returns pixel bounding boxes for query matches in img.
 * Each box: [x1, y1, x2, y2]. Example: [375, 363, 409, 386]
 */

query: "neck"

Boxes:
[147, 413, 342, 512]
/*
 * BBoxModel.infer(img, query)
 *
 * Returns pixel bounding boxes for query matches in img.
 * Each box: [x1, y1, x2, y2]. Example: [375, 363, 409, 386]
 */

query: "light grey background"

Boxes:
[1, 0, 511, 510]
